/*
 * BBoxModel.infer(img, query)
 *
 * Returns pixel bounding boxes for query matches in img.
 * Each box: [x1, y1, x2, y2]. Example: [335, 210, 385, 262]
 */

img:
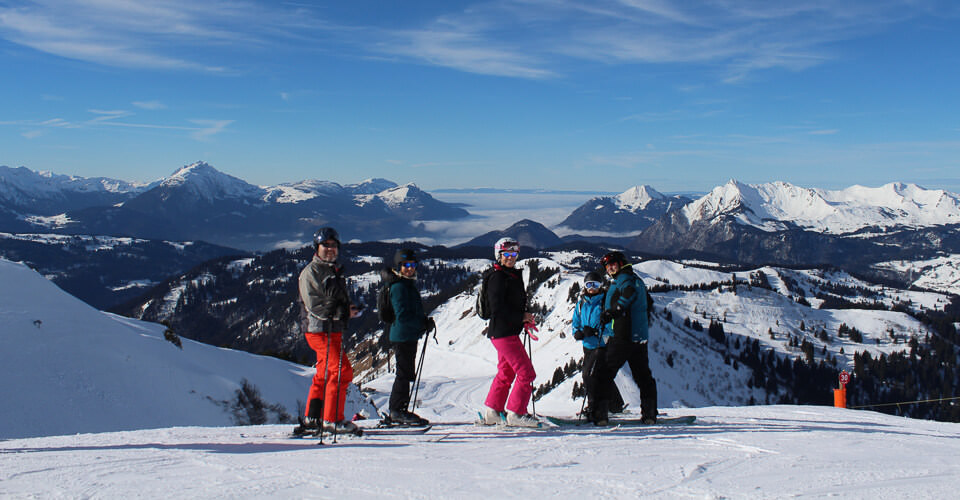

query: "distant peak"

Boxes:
[159, 162, 262, 200]
[171, 161, 216, 176]
[615, 185, 664, 210]
[347, 178, 398, 195]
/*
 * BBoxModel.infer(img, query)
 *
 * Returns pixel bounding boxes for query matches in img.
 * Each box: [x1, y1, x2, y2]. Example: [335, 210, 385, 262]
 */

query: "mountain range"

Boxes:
[631, 180, 960, 267]
[0, 162, 469, 250]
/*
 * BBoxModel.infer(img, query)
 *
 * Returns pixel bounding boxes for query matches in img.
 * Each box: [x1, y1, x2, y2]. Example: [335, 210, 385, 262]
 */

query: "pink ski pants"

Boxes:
[484, 335, 536, 415]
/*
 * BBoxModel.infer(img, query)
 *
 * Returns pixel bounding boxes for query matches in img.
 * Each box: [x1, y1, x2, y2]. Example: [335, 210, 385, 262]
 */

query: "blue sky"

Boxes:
[1, 0, 959, 192]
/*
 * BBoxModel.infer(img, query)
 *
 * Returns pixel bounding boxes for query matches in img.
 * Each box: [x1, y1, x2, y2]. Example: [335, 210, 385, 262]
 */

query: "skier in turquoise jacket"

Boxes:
[381, 248, 435, 426]
[595, 251, 658, 425]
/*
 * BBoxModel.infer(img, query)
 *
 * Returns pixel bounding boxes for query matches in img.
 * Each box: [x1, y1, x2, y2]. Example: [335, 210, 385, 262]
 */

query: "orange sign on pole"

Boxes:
[834, 370, 850, 408]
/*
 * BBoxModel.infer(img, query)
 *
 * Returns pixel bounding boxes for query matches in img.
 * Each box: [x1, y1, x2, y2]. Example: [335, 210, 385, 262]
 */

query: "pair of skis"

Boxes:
[475, 410, 696, 429]
[291, 421, 433, 440]
[543, 414, 697, 427]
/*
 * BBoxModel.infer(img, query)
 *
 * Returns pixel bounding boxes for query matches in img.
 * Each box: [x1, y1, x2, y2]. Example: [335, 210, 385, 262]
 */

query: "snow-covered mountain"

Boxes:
[682, 180, 960, 234]
[0, 257, 374, 440]
[0, 165, 147, 214]
[355, 183, 471, 220]
[633, 180, 960, 268]
[157, 161, 265, 202]
[2, 162, 469, 250]
[347, 177, 400, 195]
[559, 185, 692, 233]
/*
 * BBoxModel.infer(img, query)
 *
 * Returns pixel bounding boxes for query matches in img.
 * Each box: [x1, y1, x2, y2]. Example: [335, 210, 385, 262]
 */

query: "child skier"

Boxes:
[571, 271, 624, 424]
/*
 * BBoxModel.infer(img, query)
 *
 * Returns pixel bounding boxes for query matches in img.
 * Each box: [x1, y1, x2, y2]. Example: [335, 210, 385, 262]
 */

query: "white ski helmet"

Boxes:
[494, 237, 519, 259]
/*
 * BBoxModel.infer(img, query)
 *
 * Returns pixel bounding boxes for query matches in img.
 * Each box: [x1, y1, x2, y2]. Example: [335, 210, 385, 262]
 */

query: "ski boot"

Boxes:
[506, 410, 542, 428]
[323, 420, 363, 437]
[388, 409, 430, 427]
[478, 407, 504, 426]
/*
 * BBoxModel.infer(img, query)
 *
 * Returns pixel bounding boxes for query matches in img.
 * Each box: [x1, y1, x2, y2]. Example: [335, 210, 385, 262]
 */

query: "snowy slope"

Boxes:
[682, 180, 960, 234]
[0, 258, 374, 440]
[874, 254, 960, 296]
[3, 406, 960, 499]
[4, 253, 960, 497]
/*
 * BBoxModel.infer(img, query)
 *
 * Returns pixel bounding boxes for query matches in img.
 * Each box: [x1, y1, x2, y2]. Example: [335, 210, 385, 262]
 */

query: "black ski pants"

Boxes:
[389, 340, 418, 412]
[598, 340, 657, 416]
[582, 347, 624, 411]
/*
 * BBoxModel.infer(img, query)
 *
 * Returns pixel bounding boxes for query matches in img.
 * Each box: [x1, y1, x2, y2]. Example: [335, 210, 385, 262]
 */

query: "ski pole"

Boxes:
[317, 332, 332, 445]
[578, 386, 587, 424]
[410, 334, 429, 413]
[526, 331, 536, 417]
[332, 334, 345, 444]
[577, 355, 595, 424]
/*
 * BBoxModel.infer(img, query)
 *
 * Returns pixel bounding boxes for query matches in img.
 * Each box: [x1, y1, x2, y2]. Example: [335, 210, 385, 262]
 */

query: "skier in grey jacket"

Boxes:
[299, 227, 362, 435]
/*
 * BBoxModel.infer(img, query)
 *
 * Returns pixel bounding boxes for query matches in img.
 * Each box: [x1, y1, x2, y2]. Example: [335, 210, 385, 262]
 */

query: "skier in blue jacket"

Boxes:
[572, 271, 625, 423]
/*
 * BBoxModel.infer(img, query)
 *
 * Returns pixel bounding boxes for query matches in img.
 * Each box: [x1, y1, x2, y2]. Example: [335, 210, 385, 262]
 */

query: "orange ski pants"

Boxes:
[305, 332, 353, 422]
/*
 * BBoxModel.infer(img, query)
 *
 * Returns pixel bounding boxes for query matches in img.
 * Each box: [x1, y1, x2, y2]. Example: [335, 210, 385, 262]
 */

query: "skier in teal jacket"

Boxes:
[596, 251, 658, 425]
[381, 248, 434, 425]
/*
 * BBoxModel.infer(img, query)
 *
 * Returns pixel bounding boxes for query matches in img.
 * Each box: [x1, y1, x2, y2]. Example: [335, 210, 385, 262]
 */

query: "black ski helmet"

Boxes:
[313, 227, 340, 249]
[600, 251, 627, 267]
[394, 248, 418, 270]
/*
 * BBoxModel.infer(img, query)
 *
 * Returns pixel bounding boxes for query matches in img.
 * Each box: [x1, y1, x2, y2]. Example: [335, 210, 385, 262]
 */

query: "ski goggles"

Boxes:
[401, 262, 417, 269]
[584, 281, 602, 290]
[501, 251, 519, 258]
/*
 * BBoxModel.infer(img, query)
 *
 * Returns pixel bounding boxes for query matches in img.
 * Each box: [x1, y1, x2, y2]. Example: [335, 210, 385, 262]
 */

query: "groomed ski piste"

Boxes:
[4, 256, 960, 498]
[4, 406, 960, 498]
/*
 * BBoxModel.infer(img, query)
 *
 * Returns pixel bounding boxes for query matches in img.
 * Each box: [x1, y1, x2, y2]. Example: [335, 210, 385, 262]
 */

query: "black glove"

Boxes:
[600, 309, 615, 324]
[582, 326, 598, 338]
[424, 317, 436, 332]
[573, 330, 585, 341]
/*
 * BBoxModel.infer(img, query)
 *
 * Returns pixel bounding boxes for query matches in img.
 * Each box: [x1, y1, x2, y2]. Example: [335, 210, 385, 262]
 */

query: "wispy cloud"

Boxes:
[362, 0, 951, 81]
[0, 0, 952, 82]
[87, 109, 132, 123]
[189, 119, 233, 141]
[132, 101, 166, 110]
[2, 109, 232, 142]
[0, 0, 311, 71]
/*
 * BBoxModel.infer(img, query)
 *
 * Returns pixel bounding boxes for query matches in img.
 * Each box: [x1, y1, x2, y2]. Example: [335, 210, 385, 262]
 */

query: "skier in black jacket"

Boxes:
[479, 238, 540, 428]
